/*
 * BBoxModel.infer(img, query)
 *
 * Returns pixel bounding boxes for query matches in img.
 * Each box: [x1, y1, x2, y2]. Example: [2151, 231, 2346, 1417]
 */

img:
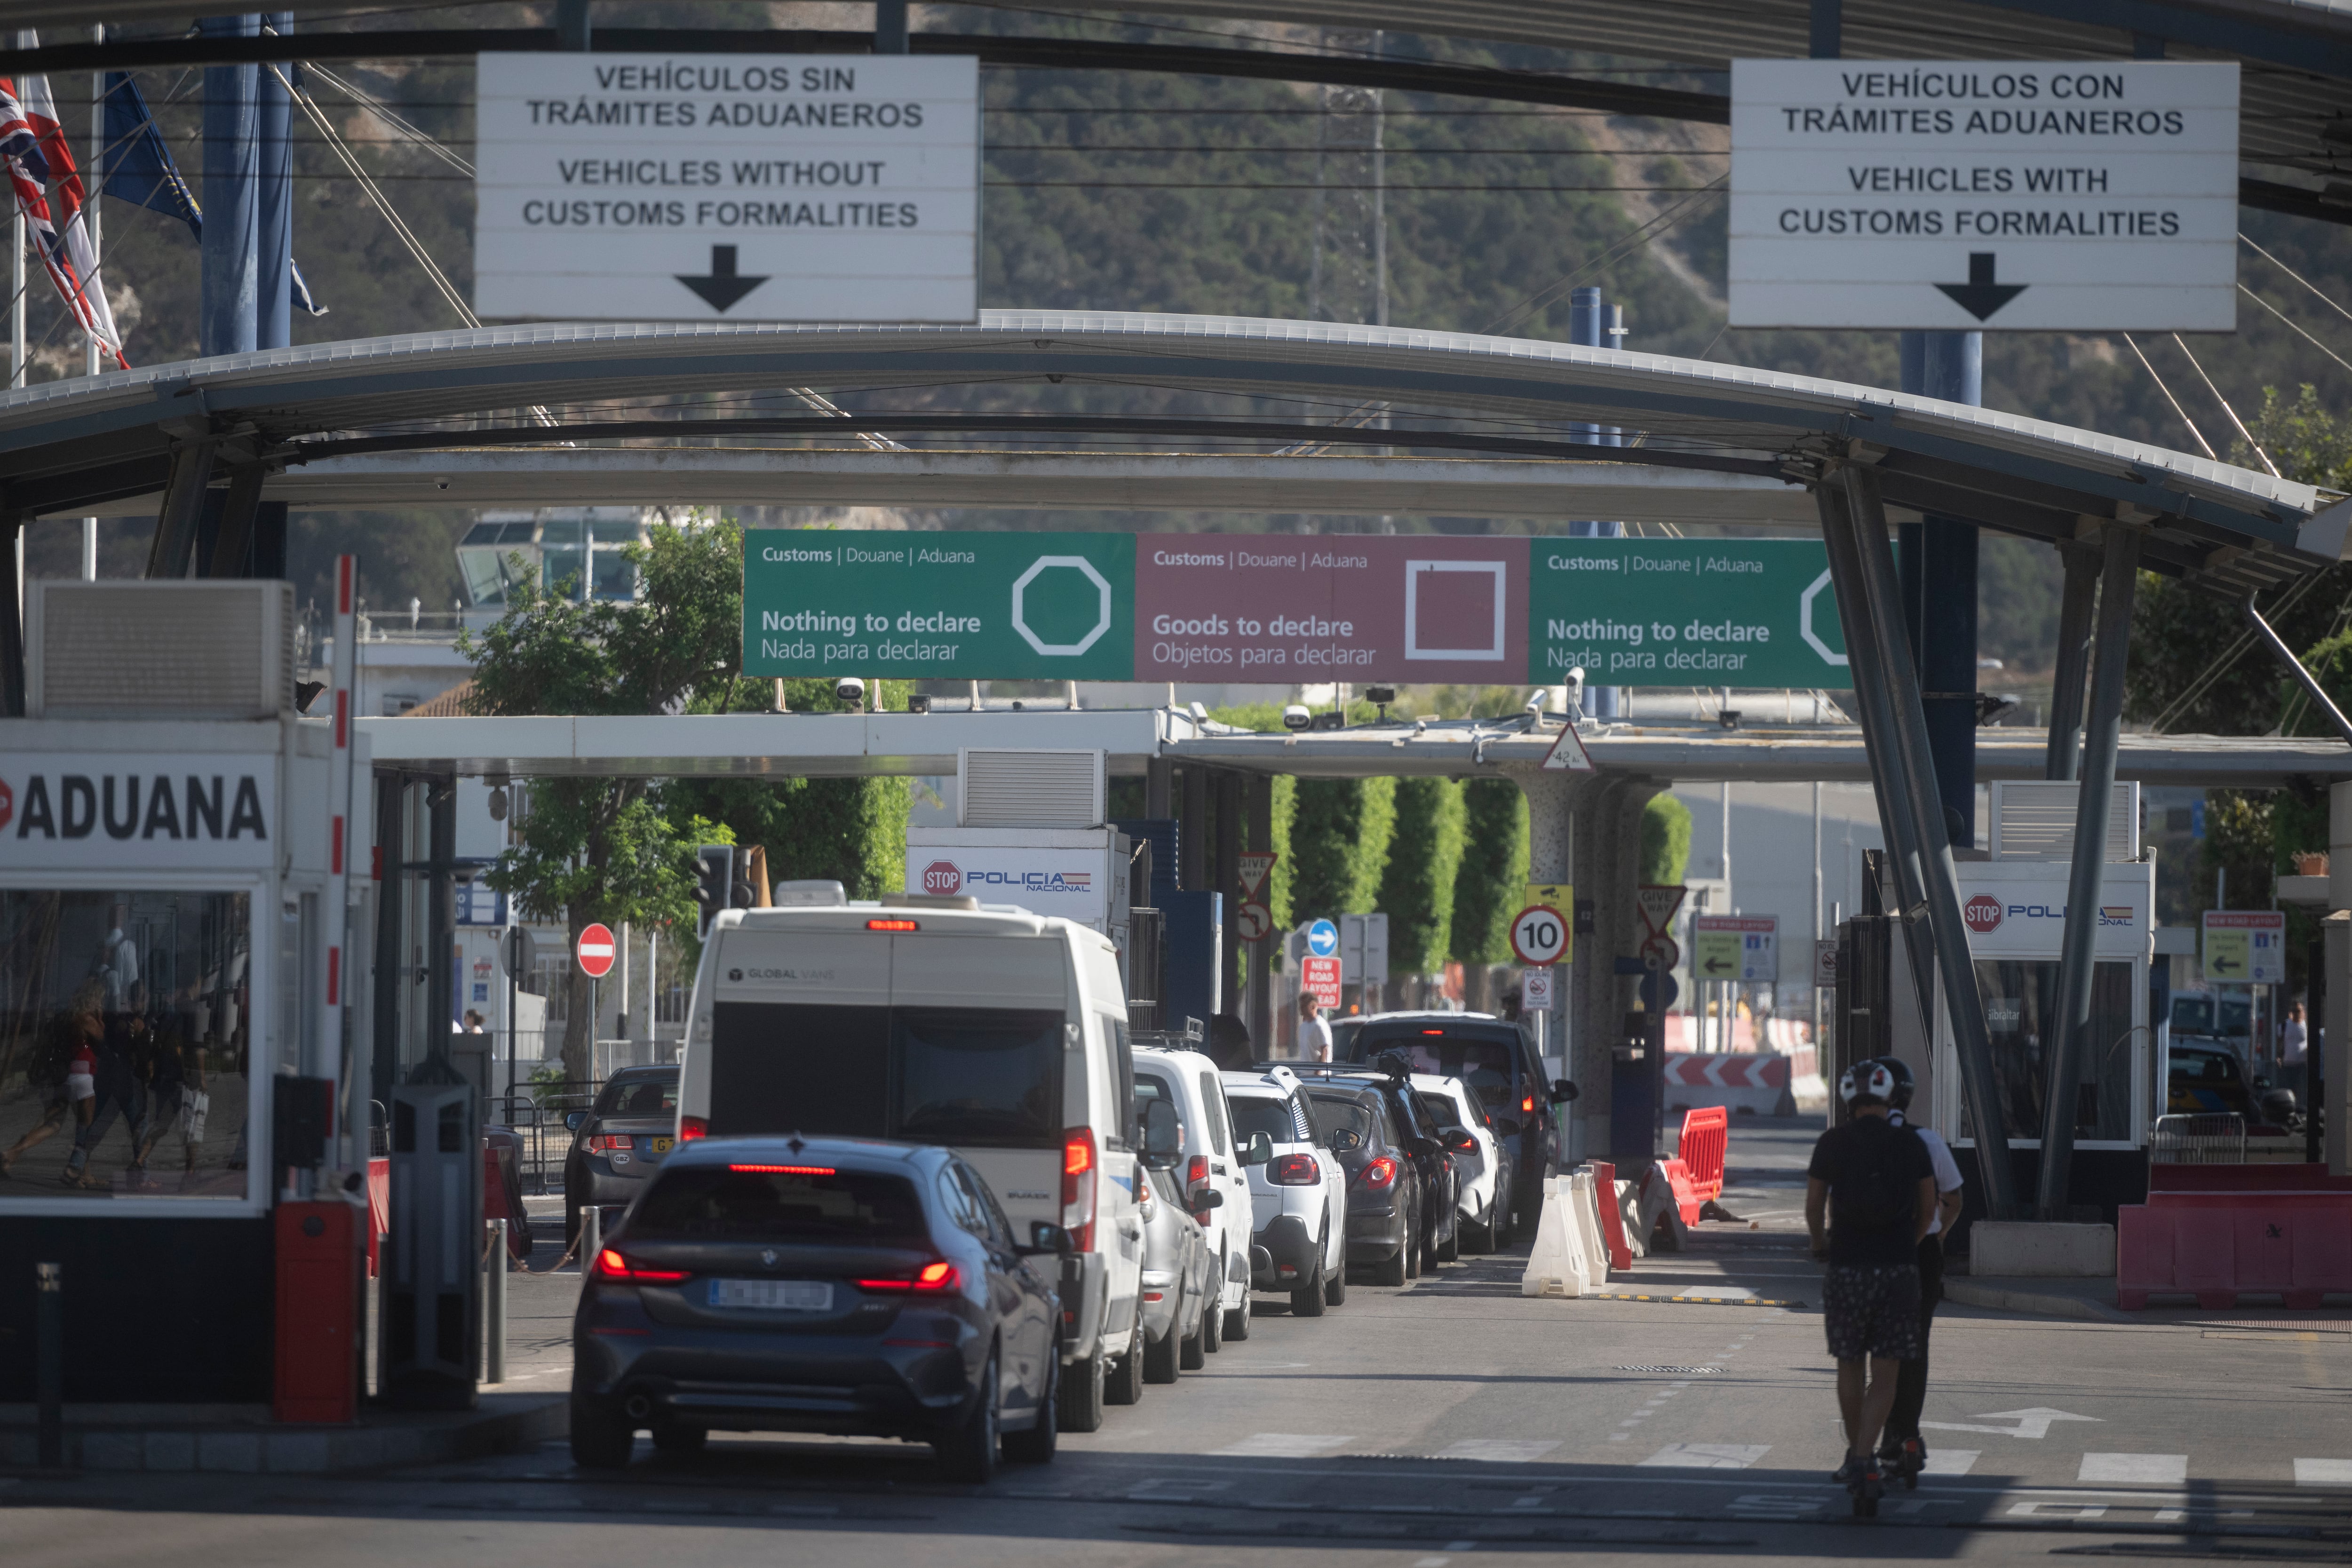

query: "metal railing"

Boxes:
[2151, 1112, 2248, 1164]
[492, 1076, 607, 1194]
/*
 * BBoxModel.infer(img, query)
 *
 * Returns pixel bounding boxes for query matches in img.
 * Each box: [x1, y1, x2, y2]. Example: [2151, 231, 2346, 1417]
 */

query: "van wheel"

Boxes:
[1437, 1214, 1460, 1265]
[1179, 1298, 1208, 1370]
[1144, 1300, 1182, 1385]
[1224, 1295, 1252, 1342]
[1057, 1350, 1105, 1433]
[1001, 1350, 1058, 1465]
[936, 1351, 999, 1483]
[1106, 1310, 1146, 1405]
[569, 1395, 634, 1471]
[1200, 1270, 1225, 1354]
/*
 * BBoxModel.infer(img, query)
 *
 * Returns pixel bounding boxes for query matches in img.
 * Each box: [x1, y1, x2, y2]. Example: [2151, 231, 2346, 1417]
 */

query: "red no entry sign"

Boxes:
[576, 922, 617, 979]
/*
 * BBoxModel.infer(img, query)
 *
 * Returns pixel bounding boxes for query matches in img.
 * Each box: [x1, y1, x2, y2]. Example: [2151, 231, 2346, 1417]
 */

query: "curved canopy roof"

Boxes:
[0, 310, 2338, 595]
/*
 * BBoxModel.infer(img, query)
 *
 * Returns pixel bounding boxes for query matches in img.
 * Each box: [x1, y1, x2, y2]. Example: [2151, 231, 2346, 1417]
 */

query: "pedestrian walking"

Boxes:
[1293, 991, 1331, 1063]
[1877, 1057, 1966, 1483]
[1806, 1059, 1937, 1508]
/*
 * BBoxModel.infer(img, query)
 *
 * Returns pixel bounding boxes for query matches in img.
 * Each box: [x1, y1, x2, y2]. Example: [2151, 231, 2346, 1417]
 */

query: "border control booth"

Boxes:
[0, 581, 358, 1408]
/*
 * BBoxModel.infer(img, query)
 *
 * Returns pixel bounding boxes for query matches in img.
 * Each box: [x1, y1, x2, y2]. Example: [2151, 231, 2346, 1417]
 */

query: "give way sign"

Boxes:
[576, 922, 618, 979]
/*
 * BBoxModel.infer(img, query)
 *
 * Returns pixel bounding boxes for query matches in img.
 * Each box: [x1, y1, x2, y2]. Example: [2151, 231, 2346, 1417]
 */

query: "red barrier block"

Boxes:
[1675, 1106, 1728, 1211]
[275, 1197, 365, 1424]
[2118, 1190, 2352, 1311]
[1590, 1161, 1633, 1273]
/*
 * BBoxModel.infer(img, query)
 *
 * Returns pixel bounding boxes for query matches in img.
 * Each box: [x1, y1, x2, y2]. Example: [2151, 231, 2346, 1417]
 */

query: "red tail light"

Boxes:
[728, 1163, 835, 1175]
[1186, 1154, 1209, 1189]
[1269, 1153, 1320, 1186]
[859, 1260, 960, 1293]
[1521, 1095, 1536, 1114]
[678, 1116, 708, 1141]
[866, 918, 919, 931]
[594, 1249, 689, 1283]
[584, 1134, 631, 1152]
[1357, 1155, 1399, 1190]
[1063, 1128, 1097, 1251]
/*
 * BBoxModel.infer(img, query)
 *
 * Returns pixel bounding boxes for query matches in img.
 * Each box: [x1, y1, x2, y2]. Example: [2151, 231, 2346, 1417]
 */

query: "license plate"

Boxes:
[710, 1278, 832, 1312]
[648, 1137, 673, 1154]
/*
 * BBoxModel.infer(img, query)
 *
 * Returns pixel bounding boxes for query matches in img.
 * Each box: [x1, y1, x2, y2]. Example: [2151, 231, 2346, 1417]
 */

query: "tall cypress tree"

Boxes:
[1378, 777, 1467, 976]
[1289, 777, 1398, 922]
[1450, 779, 1529, 968]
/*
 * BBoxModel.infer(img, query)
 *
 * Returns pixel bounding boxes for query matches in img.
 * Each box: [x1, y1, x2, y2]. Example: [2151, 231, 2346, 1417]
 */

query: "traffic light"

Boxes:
[695, 845, 734, 936]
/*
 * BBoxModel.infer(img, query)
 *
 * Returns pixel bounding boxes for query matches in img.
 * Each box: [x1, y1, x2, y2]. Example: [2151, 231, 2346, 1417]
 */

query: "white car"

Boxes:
[1136, 1045, 1257, 1344]
[1413, 1073, 1513, 1254]
[1221, 1066, 1350, 1317]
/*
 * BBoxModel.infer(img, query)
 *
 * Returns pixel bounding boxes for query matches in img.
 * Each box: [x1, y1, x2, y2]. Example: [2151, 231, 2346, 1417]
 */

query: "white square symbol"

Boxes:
[1404, 559, 1507, 661]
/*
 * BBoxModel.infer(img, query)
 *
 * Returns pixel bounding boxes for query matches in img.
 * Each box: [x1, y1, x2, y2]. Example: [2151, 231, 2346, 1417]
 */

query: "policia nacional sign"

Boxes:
[743, 533, 1851, 688]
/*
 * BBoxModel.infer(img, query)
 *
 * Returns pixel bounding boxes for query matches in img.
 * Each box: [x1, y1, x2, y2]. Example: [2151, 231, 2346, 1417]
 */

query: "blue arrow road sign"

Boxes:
[1307, 918, 1339, 957]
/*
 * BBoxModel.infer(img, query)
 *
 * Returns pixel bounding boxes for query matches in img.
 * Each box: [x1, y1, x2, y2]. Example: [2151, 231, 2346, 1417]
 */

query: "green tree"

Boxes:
[1642, 795, 1694, 885]
[1450, 779, 1529, 967]
[1377, 778, 1467, 976]
[1289, 778, 1398, 921]
[461, 519, 746, 1081]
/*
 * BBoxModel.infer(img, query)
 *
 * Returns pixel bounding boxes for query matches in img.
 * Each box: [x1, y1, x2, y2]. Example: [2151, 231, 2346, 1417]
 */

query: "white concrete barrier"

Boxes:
[1614, 1178, 1646, 1260]
[1635, 1163, 1691, 1254]
[1521, 1174, 1596, 1297]
[1567, 1169, 1609, 1287]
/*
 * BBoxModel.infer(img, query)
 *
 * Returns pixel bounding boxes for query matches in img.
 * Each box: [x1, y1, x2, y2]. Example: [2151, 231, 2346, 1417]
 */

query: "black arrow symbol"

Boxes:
[676, 245, 770, 313]
[1936, 251, 2028, 322]
[1703, 957, 1733, 974]
[2210, 955, 2240, 973]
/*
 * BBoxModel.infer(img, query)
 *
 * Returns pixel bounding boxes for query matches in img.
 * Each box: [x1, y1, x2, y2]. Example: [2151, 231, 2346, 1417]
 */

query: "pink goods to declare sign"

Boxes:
[1134, 534, 1529, 684]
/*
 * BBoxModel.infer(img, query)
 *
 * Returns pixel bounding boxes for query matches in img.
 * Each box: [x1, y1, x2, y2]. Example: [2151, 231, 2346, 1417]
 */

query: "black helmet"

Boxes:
[1874, 1056, 1917, 1112]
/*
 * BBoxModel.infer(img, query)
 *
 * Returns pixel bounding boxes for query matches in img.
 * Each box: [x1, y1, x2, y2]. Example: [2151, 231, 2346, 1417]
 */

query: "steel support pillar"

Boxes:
[555, 0, 590, 50]
[2044, 543, 2100, 780]
[371, 769, 405, 1104]
[874, 0, 908, 52]
[0, 520, 24, 717]
[2037, 524, 2142, 1217]
[147, 437, 218, 578]
[1899, 330, 1983, 847]
[1178, 765, 1208, 891]
[1567, 286, 1625, 720]
[426, 776, 457, 1063]
[202, 462, 267, 577]
[256, 12, 292, 350]
[1816, 481, 1938, 1037]
[1823, 464, 2019, 1216]
[1144, 755, 1173, 820]
[1216, 769, 1242, 1015]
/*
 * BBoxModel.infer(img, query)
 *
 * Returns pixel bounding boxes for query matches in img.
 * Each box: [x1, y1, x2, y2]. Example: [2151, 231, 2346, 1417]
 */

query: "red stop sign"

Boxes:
[576, 922, 618, 979]
[1963, 895, 2004, 934]
[921, 860, 963, 896]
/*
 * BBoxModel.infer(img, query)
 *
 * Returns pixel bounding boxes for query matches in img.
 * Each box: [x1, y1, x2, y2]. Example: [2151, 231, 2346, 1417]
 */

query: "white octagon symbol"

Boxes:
[1799, 568, 1848, 667]
[1012, 555, 1114, 656]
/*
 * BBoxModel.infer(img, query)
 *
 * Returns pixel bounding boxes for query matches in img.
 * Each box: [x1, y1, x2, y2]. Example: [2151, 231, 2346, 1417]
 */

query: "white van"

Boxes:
[674, 896, 1144, 1432]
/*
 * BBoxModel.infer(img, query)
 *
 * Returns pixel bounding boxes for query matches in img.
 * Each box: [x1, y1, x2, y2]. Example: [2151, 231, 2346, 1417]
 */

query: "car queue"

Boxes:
[564, 893, 1546, 1477]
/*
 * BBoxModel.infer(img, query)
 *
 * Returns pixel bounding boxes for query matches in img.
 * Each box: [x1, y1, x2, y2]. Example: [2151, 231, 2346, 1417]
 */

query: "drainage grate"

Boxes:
[1614, 1365, 1724, 1374]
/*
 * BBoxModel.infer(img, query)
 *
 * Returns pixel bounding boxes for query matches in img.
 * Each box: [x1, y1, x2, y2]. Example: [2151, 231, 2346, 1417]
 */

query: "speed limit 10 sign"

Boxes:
[1510, 905, 1569, 967]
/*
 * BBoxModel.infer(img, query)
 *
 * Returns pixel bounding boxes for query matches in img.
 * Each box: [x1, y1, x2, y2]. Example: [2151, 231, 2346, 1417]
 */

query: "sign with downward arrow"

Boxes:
[1727, 58, 2239, 332]
[473, 52, 980, 323]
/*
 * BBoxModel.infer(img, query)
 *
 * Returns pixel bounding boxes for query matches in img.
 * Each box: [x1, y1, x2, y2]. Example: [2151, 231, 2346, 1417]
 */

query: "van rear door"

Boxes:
[704, 929, 891, 1138]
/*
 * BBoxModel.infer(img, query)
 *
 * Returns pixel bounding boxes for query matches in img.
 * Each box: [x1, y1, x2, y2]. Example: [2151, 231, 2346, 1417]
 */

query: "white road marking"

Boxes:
[1923, 1449, 1979, 1475]
[1435, 1439, 1560, 1463]
[2079, 1453, 2187, 1485]
[2297, 1459, 2352, 1486]
[2010, 1501, 2107, 1519]
[1639, 1443, 1772, 1469]
[1922, 1407, 2101, 1440]
[1213, 1433, 1352, 1458]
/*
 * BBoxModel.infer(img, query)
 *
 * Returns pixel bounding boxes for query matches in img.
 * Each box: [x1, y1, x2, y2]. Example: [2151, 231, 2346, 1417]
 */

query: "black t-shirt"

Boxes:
[1807, 1116, 1933, 1266]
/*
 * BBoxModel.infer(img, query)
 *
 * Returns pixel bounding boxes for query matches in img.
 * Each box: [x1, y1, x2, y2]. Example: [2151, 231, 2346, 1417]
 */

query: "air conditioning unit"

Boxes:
[1987, 780, 2139, 863]
[958, 748, 1105, 828]
[26, 580, 296, 720]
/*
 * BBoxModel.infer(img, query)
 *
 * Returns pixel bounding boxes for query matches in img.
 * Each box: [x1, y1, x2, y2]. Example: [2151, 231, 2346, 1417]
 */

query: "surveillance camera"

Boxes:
[1189, 701, 1209, 723]
[1567, 667, 1586, 686]
[906, 692, 932, 715]
[834, 677, 866, 708]
[1524, 690, 1550, 714]
[434, 476, 450, 490]
[1281, 704, 1312, 731]
[1365, 685, 1397, 707]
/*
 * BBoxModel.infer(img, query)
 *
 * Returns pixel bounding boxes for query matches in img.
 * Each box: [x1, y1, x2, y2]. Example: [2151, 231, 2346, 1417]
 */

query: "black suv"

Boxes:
[1288, 1064, 1463, 1280]
[1330, 1014, 1573, 1243]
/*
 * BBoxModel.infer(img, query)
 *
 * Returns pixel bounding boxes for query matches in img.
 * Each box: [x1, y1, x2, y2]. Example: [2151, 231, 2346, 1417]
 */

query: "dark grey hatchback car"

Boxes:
[571, 1136, 1068, 1481]
[564, 1066, 682, 1245]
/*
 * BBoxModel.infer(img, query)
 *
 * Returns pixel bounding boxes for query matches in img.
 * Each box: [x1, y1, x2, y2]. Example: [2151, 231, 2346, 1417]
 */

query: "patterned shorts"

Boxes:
[1823, 1263, 1923, 1361]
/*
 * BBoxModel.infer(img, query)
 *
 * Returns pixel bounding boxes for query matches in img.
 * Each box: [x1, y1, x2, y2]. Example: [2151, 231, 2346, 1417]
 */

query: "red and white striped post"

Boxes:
[323, 554, 359, 1168]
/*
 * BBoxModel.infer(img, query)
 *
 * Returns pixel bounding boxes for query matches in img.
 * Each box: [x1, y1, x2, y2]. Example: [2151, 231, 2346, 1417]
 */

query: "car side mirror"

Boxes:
[1240, 1131, 1273, 1166]
[1444, 1129, 1478, 1154]
[1140, 1098, 1183, 1169]
[1494, 1117, 1522, 1139]
[1328, 1127, 1363, 1154]
[1550, 1079, 1579, 1104]
[1021, 1221, 1074, 1256]
[1191, 1188, 1225, 1212]
[1407, 1136, 1438, 1159]
[565, 1111, 586, 1132]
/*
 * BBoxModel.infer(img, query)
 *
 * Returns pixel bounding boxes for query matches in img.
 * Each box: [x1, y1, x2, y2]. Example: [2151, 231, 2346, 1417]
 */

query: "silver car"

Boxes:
[1136, 1150, 1214, 1384]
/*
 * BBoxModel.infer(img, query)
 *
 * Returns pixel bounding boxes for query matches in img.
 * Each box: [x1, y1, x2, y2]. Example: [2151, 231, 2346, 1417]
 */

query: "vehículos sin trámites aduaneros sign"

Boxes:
[472, 52, 979, 323]
[742, 531, 1846, 687]
[744, 532, 1136, 680]
[1527, 539, 1849, 690]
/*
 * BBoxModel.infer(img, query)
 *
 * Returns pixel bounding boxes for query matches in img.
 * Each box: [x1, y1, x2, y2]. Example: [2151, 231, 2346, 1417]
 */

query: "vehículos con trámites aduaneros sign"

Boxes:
[743, 531, 1848, 686]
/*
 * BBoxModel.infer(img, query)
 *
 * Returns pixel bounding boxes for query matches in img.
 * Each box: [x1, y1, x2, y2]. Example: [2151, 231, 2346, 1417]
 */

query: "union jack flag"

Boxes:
[3, 53, 128, 368]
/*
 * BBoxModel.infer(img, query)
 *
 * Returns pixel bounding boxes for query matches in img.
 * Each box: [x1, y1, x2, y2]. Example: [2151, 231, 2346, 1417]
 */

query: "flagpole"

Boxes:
[83, 22, 102, 579]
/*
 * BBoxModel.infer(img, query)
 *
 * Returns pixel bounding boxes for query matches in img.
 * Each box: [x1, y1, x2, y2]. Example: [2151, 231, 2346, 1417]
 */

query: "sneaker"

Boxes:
[1832, 1455, 1867, 1486]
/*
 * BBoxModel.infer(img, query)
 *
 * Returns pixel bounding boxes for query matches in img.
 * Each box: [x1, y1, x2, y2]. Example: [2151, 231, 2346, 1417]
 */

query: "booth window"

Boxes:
[0, 890, 253, 1199]
[1962, 959, 2136, 1145]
